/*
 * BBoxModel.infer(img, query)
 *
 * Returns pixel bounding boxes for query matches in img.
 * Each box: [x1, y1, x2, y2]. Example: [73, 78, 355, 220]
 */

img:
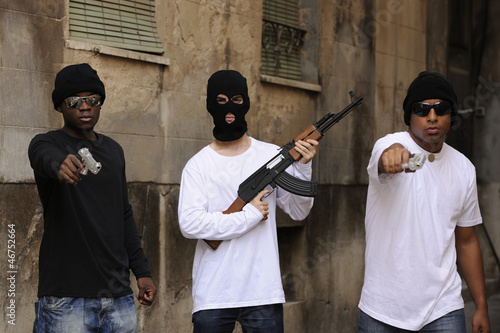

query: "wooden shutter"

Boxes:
[261, 0, 305, 80]
[69, 0, 164, 54]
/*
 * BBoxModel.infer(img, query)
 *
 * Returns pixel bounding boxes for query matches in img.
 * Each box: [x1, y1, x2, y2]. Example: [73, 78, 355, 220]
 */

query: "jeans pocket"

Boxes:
[42, 296, 71, 311]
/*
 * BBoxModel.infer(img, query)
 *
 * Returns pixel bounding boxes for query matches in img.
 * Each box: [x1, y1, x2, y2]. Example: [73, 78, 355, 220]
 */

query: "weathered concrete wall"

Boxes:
[0, 185, 43, 331]
[474, 0, 500, 283]
[0, 1, 65, 184]
[1, 0, 499, 332]
[302, 185, 367, 332]
[0, 2, 65, 331]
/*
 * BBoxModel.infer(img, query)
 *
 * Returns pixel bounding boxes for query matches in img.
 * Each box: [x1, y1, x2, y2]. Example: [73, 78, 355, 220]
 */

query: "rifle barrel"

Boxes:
[316, 93, 363, 134]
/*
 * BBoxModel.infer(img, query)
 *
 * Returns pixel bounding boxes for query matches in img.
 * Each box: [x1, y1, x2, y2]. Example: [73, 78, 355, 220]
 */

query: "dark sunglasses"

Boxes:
[64, 94, 102, 109]
[411, 101, 452, 117]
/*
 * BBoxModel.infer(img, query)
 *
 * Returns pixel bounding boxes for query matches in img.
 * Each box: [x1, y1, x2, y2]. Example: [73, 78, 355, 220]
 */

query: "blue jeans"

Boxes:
[358, 309, 466, 333]
[33, 294, 137, 333]
[192, 304, 284, 333]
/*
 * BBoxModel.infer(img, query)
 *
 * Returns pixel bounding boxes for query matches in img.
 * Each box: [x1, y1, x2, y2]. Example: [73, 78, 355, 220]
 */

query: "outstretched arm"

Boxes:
[455, 226, 491, 333]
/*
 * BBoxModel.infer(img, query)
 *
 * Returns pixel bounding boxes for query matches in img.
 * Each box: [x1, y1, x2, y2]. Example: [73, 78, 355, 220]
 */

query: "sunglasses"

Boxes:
[64, 94, 102, 109]
[411, 101, 452, 117]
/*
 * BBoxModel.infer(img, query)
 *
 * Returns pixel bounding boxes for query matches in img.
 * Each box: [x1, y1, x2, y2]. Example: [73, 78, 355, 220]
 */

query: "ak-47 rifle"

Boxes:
[205, 91, 363, 250]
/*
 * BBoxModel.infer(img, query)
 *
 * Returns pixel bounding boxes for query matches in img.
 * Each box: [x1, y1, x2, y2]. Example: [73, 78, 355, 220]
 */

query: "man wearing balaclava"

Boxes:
[178, 70, 319, 332]
[28, 63, 156, 332]
[358, 71, 491, 333]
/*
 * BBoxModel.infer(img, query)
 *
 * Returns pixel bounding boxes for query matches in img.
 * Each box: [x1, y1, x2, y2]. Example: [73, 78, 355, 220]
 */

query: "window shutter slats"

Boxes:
[261, 0, 304, 80]
[69, 0, 164, 54]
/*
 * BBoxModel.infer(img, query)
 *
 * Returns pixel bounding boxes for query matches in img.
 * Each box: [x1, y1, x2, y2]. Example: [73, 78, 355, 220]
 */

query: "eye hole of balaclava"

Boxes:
[206, 70, 250, 141]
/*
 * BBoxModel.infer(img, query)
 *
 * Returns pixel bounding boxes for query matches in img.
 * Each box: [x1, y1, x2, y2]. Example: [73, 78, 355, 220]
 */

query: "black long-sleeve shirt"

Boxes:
[28, 130, 151, 298]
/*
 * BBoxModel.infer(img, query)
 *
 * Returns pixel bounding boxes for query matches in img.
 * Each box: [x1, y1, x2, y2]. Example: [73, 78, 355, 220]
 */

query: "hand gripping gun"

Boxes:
[204, 91, 363, 250]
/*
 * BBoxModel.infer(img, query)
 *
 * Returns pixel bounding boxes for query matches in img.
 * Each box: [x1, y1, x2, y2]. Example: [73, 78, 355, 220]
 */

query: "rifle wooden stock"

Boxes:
[203, 197, 246, 250]
[204, 239, 223, 250]
[222, 197, 247, 214]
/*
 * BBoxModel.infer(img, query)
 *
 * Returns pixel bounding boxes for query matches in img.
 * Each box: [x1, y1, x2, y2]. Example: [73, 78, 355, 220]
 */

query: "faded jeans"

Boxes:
[33, 294, 137, 333]
[358, 309, 466, 333]
[192, 303, 284, 333]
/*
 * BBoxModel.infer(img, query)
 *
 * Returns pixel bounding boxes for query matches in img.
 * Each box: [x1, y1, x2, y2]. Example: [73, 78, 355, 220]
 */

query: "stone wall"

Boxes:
[1, 1, 498, 332]
[474, 0, 500, 284]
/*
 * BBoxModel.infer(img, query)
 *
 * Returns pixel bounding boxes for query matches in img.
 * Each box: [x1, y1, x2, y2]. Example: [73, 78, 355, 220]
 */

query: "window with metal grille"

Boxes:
[261, 0, 306, 81]
[69, 0, 164, 54]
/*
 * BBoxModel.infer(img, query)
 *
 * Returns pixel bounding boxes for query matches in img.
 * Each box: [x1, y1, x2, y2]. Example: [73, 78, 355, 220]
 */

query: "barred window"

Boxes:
[69, 0, 164, 54]
[261, 0, 306, 81]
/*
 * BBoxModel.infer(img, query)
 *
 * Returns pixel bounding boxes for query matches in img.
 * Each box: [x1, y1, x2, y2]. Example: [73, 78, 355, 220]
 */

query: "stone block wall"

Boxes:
[1, 1, 499, 332]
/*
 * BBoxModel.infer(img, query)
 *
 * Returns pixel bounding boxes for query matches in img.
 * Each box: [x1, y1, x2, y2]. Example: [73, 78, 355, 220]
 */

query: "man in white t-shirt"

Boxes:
[358, 71, 491, 333]
[178, 70, 319, 332]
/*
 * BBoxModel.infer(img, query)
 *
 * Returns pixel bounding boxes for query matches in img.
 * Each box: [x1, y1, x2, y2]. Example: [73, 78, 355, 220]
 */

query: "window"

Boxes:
[261, 0, 306, 81]
[69, 0, 164, 54]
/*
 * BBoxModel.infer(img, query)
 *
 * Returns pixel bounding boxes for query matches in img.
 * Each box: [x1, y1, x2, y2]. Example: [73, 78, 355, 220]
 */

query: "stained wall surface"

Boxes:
[1, 1, 498, 332]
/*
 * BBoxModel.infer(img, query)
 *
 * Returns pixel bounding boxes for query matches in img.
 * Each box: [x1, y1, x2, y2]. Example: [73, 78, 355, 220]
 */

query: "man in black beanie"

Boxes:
[178, 70, 319, 332]
[358, 71, 491, 333]
[28, 63, 156, 332]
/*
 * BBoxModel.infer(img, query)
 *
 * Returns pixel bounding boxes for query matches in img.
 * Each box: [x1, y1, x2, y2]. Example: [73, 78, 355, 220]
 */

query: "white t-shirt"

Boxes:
[178, 137, 314, 313]
[359, 131, 482, 330]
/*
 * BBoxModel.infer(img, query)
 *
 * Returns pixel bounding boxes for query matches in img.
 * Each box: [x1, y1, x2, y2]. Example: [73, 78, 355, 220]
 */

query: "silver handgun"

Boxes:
[78, 148, 102, 175]
[401, 153, 426, 171]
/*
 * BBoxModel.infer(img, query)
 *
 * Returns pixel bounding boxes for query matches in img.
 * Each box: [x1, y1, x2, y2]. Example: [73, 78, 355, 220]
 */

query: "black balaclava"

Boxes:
[402, 71, 458, 126]
[206, 70, 250, 141]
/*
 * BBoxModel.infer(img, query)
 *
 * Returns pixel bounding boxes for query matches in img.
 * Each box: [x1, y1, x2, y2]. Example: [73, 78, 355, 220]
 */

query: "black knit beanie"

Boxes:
[402, 71, 458, 126]
[52, 63, 106, 110]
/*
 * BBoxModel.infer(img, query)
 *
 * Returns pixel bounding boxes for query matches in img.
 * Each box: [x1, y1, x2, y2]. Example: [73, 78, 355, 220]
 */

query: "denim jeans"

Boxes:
[358, 309, 466, 333]
[33, 294, 137, 333]
[192, 304, 284, 333]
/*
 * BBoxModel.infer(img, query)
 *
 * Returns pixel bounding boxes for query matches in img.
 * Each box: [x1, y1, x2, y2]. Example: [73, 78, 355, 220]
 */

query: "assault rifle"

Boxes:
[205, 91, 363, 250]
